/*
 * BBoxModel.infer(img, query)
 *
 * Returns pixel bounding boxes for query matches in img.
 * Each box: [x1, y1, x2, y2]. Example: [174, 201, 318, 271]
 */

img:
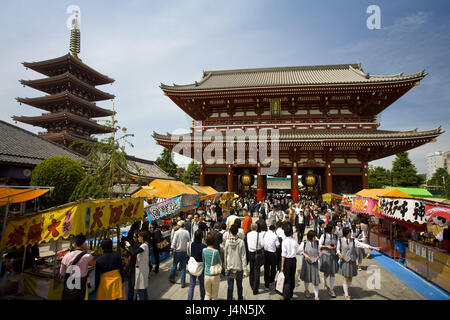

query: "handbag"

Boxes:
[187, 243, 204, 276]
[209, 249, 222, 275]
[275, 271, 285, 295]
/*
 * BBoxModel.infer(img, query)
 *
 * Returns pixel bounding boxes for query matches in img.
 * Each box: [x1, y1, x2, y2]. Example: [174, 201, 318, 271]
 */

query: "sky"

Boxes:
[1, 0, 449, 175]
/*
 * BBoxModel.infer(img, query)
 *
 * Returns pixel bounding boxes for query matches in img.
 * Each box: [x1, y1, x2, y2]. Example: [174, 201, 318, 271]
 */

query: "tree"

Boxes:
[368, 166, 391, 188]
[31, 156, 85, 209]
[428, 168, 449, 187]
[391, 152, 421, 187]
[181, 161, 200, 185]
[69, 116, 143, 201]
[155, 148, 178, 178]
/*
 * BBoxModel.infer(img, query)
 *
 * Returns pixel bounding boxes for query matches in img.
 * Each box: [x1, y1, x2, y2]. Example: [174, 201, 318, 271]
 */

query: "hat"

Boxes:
[178, 220, 185, 227]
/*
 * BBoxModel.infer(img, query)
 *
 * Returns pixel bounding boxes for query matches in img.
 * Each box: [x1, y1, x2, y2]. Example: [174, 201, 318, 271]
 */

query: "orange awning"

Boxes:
[132, 179, 198, 200]
[0, 187, 52, 204]
[191, 185, 220, 201]
[356, 188, 413, 200]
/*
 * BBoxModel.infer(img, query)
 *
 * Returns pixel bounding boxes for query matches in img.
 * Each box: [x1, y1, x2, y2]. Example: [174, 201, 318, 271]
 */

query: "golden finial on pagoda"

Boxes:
[69, 10, 81, 58]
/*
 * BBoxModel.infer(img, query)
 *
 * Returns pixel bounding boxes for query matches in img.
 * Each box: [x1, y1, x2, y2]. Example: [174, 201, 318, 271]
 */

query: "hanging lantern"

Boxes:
[301, 169, 318, 192]
[240, 169, 255, 191]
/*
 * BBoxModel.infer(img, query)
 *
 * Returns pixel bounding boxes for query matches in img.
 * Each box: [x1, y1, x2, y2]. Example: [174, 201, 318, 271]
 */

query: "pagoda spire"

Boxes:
[69, 10, 81, 59]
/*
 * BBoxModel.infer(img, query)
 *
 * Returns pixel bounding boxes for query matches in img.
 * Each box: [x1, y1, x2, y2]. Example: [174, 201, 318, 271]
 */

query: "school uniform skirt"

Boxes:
[319, 254, 339, 275]
[299, 259, 320, 285]
[339, 260, 358, 278]
[355, 248, 365, 260]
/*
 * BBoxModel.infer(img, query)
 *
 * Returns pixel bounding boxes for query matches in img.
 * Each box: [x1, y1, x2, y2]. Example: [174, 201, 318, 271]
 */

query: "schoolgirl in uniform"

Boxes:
[299, 230, 321, 300]
[318, 224, 338, 298]
[351, 221, 366, 271]
[337, 227, 380, 300]
[334, 220, 343, 238]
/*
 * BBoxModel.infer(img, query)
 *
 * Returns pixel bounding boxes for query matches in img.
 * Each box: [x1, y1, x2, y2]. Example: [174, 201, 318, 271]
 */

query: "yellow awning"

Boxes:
[0, 187, 51, 204]
[356, 188, 413, 200]
[132, 179, 198, 200]
[191, 185, 220, 201]
[322, 193, 343, 203]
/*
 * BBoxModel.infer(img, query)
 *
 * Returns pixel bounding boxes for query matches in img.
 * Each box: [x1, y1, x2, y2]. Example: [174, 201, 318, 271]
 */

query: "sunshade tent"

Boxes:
[191, 185, 220, 201]
[384, 187, 433, 198]
[132, 179, 198, 200]
[0, 186, 52, 204]
[356, 188, 413, 200]
[322, 193, 343, 203]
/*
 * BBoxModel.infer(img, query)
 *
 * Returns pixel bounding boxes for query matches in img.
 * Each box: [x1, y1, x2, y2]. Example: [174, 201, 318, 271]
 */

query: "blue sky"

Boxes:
[1, 0, 449, 175]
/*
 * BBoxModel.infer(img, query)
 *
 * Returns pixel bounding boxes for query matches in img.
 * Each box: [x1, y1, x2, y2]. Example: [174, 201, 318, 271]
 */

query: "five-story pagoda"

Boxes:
[13, 11, 115, 155]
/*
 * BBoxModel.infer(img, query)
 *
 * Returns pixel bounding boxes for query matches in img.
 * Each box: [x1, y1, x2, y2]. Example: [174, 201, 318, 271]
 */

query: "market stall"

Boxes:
[322, 193, 343, 205]
[0, 197, 144, 300]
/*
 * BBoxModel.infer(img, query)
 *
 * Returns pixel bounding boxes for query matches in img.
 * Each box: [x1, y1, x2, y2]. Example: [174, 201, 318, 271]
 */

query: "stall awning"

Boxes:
[191, 185, 220, 201]
[322, 193, 343, 203]
[384, 187, 433, 198]
[356, 188, 413, 200]
[132, 179, 198, 200]
[0, 186, 52, 204]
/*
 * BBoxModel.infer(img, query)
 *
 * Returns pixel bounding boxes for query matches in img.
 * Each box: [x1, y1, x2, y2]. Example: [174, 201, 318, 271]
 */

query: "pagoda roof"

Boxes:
[153, 127, 443, 143]
[40, 130, 98, 144]
[160, 63, 426, 92]
[20, 72, 115, 102]
[17, 91, 114, 118]
[13, 112, 114, 134]
[0, 120, 85, 166]
[23, 53, 114, 85]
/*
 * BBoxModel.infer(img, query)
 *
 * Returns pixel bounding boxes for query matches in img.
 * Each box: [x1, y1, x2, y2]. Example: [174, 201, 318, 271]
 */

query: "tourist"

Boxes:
[299, 231, 321, 300]
[125, 231, 150, 300]
[124, 232, 139, 300]
[337, 227, 380, 300]
[226, 208, 239, 231]
[295, 204, 306, 243]
[187, 230, 206, 300]
[184, 215, 193, 239]
[319, 224, 338, 298]
[224, 224, 248, 300]
[311, 204, 321, 234]
[169, 220, 190, 288]
[203, 233, 222, 300]
[280, 224, 300, 300]
[304, 207, 311, 227]
[263, 224, 279, 289]
[191, 214, 200, 240]
[334, 220, 343, 238]
[351, 221, 366, 270]
[150, 221, 162, 274]
[242, 209, 252, 235]
[246, 223, 265, 295]
[95, 239, 124, 300]
[275, 221, 286, 271]
[59, 234, 93, 300]
[317, 220, 326, 239]
[267, 205, 276, 228]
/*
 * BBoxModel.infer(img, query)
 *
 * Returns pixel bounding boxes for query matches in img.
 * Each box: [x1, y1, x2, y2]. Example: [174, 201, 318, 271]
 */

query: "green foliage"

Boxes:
[30, 156, 85, 209]
[445, 178, 450, 200]
[368, 166, 391, 188]
[69, 117, 142, 201]
[428, 168, 449, 187]
[181, 161, 200, 185]
[391, 152, 421, 187]
[156, 148, 178, 178]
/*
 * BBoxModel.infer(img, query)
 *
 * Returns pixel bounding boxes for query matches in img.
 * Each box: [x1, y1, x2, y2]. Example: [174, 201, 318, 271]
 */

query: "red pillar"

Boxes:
[227, 165, 233, 192]
[257, 165, 264, 202]
[291, 163, 299, 201]
[326, 164, 332, 194]
[200, 164, 205, 186]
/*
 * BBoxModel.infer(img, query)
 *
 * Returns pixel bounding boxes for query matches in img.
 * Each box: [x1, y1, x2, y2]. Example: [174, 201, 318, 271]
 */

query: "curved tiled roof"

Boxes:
[152, 128, 442, 142]
[160, 63, 426, 92]
[0, 120, 85, 166]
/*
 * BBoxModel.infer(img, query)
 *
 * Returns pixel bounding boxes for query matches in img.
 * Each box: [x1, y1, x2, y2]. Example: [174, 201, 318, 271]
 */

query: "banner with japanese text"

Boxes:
[0, 198, 143, 249]
[378, 198, 426, 224]
[146, 195, 182, 223]
[351, 197, 384, 217]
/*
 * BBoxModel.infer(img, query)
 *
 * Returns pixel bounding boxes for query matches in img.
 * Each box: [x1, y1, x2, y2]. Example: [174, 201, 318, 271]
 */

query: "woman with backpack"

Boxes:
[337, 227, 380, 300]
[187, 230, 206, 300]
[319, 224, 339, 298]
[299, 230, 321, 300]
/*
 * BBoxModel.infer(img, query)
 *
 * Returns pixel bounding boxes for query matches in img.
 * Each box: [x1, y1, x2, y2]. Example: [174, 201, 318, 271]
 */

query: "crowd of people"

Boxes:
[20, 193, 380, 301]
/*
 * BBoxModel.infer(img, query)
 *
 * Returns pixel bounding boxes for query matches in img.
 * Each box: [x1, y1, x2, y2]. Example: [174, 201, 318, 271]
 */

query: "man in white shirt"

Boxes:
[169, 221, 191, 288]
[295, 204, 306, 243]
[246, 223, 265, 295]
[263, 224, 280, 289]
[280, 224, 301, 300]
[190, 214, 200, 240]
[275, 221, 286, 271]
